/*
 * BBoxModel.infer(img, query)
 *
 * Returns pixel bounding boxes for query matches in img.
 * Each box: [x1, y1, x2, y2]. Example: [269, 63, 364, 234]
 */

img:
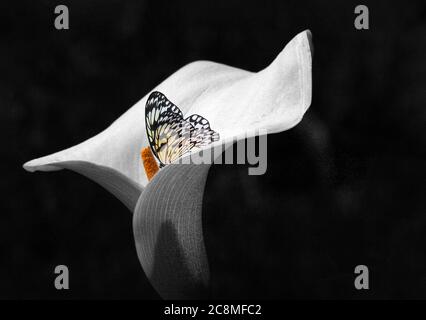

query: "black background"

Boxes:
[1, 0, 425, 299]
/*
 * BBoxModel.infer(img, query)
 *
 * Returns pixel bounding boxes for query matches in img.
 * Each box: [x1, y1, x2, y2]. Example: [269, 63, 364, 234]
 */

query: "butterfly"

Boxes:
[145, 91, 220, 167]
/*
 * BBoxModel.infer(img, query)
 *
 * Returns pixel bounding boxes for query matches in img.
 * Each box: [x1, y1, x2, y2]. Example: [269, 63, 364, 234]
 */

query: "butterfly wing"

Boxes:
[145, 91, 183, 166]
[186, 114, 220, 147]
[145, 91, 220, 166]
[154, 111, 197, 165]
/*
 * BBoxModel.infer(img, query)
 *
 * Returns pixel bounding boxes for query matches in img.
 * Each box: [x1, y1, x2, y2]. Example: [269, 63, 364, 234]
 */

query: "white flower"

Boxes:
[23, 30, 313, 299]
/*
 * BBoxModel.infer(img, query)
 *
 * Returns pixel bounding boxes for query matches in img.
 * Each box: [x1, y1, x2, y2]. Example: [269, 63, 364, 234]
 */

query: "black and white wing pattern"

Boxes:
[145, 91, 220, 167]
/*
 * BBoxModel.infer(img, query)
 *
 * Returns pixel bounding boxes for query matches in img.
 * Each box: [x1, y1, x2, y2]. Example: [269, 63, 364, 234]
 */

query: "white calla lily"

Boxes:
[23, 30, 313, 299]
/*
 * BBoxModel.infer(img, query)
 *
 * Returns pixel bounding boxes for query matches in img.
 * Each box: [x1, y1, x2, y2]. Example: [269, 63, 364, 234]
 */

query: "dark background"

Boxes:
[1, 0, 425, 299]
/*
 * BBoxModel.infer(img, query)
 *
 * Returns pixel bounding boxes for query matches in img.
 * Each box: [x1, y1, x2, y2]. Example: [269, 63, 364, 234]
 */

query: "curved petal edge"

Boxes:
[133, 163, 211, 299]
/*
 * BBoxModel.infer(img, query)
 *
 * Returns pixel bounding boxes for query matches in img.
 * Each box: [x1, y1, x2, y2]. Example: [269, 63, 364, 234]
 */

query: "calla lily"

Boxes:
[23, 30, 313, 299]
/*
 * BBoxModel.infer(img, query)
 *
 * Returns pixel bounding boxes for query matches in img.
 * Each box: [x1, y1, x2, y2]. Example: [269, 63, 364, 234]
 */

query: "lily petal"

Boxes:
[133, 163, 211, 299]
[23, 30, 312, 210]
